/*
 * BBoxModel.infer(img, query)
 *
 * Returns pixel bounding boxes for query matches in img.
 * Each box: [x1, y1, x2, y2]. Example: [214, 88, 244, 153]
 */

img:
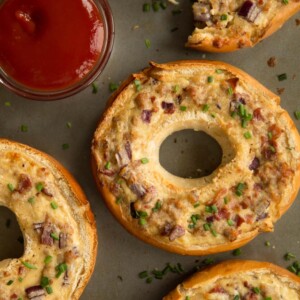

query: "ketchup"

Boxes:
[0, 0, 104, 90]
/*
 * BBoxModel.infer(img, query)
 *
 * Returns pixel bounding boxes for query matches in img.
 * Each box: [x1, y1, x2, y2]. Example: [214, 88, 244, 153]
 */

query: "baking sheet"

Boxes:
[0, 1, 300, 299]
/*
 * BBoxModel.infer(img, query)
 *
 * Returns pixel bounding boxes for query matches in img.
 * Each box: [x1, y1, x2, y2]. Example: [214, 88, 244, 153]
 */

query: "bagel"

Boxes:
[91, 60, 300, 255]
[163, 260, 300, 299]
[187, 0, 300, 52]
[0, 139, 97, 299]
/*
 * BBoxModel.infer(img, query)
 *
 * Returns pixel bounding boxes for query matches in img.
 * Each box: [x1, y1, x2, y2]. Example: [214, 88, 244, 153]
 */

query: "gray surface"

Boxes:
[0, 1, 300, 299]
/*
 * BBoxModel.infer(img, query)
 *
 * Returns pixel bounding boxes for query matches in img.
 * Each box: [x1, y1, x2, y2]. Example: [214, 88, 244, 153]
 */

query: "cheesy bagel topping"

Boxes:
[163, 260, 300, 299]
[187, 0, 300, 52]
[0, 139, 97, 299]
[92, 61, 300, 255]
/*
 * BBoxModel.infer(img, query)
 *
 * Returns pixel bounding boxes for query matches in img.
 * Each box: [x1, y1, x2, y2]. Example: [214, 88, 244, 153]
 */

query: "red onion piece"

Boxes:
[238, 0, 261, 22]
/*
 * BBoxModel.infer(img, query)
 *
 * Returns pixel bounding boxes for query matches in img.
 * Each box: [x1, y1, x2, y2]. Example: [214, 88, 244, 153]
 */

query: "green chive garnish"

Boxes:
[145, 39, 151, 48]
[215, 69, 223, 74]
[202, 104, 209, 112]
[294, 111, 300, 120]
[5, 101, 11, 107]
[92, 82, 98, 94]
[284, 252, 296, 261]
[265, 241, 271, 247]
[207, 76, 214, 83]
[143, 3, 151, 12]
[134, 79, 142, 91]
[55, 263, 68, 278]
[109, 82, 119, 92]
[227, 219, 234, 226]
[193, 202, 200, 208]
[253, 287, 260, 294]
[232, 248, 242, 256]
[105, 161, 111, 169]
[244, 131, 252, 139]
[203, 223, 210, 231]
[62, 143, 69, 150]
[282, 0, 289, 4]
[152, 200, 162, 212]
[141, 157, 149, 164]
[36, 182, 44, 192]
[40, 276, 50, 288]
[50, 233, 59, 241]
[20, 124, 28, 132]
[228, 87, 233, 95]
[18, 277, 23, 282]
[235, 182, 245, 196]
[139, 218, 147, 226]
[146, 277, 153, 283]
[44, 255, 53, 264]
[277, 73, 287, 81]
[46, 286, 53, 294]
[66, 121, 72, 128]
[180, 106, 187, 111]
[138, 271, 148, 278]
[6, 280, 13, 285]
[7, 183, 14, 192]
[220, 14, 228, 21]
[50, 201, 58, 209]
[152, 1, 160, 11]
[233, 296, 240, 300]
[115, 197, 122, 205]
[22, 261, 37, 269]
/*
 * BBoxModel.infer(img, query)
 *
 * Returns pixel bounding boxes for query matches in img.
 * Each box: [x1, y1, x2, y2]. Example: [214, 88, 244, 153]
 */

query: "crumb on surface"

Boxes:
[276, 88, 285, 95]
[267, 56, 277, 67]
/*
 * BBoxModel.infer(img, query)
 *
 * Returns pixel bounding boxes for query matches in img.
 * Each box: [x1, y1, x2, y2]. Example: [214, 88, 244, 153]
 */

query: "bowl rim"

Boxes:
[0, 0, 115, 101]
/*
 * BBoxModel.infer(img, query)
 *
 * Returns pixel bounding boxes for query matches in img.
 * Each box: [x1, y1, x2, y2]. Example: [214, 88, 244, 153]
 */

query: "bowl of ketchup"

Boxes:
[0, 0, 114, 100]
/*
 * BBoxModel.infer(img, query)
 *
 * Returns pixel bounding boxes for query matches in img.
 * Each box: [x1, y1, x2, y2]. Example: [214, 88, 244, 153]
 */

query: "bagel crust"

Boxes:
[0, 139, 97, 299]
[163, 260, 300, 299]
[92, 60, 300, 255]
[187, 0, 300, 52]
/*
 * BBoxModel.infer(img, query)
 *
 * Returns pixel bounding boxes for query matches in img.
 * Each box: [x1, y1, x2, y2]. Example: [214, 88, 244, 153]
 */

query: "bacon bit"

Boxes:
[253, 183, 263, 191]
[267, 56, 276, 67]
[276, 88, 285, 95]
[130, 183, 147, 198]
[209, 286, 228, 294]
[223, 227, 238, 241]
[236, 215, 245, 227]
[249, 157, 260, 171]
[25, 286, 45, 299]
[40, 222, 54, 246]
[262, 147, 275, 160]
[125, 141, 132, 160]
[268, 124, 282, 139]
[141, 110, 152, 123]
[10, 294, 18, 299]
[227, 78, 239, 90]
[16, 174, 32, 193]
[59, 233, 68, 249]
[253, 108, 264, 121]
[161, 101, 175, 114]
[169, 225, 185, 241]
[215, 207, 230, 221]
[161, 222, 173, 236]
[64, 247, 79, 263]
[213, 38, 224, 49]
[41, 187, 53, 197]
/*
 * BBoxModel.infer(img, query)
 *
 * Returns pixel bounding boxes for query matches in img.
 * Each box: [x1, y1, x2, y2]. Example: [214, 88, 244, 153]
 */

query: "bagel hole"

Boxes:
[159, 130, 223, 178]
[0, 207, 24, 260]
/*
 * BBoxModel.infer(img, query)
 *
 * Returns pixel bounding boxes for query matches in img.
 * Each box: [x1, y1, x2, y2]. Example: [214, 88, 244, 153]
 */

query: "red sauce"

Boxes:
[0, 0, 104, 90]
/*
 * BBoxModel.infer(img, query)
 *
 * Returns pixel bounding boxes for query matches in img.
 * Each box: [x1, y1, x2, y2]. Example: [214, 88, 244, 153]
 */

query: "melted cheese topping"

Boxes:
[0, 146, 92, 299]
[188, 0, 300, 50]
[92, 62, 300, 252]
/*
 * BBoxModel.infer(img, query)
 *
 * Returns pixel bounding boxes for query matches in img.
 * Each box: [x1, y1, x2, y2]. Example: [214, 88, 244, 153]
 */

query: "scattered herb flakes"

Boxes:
[50, 201, 58, 209]
[180, 105, 187, 111]
[152, 200, 162, 212]
[22, 261, 37, 269]
[46, 286, 53, 294]
[105, 161, 111, 169]
[62, 143, 69, 150]
[115, 197, 122, 205]
[284, 252, 296, 261]
[233, 296, 240, 300]
[277, 73, 287, 81]
[6, 280, 14, 286]
[109, 82, 119, 92]
[232, 248, 242, 256]
[143, 3, 151, 12]
[215, 69, 223, 74]
[207, 76, 214, 83]
[185, 297, 190, 300]
[267, 56, 277, 67]
[134, 79, 142, 91]
[141, 157, 149, 164]
[235, 182, 246, 196]
[92, 82, 98, 94]
[40, 276, 50, 288]
[44, 255, 53, 264]
[145, 39, 151, 48]
[28, 197, 35, 204]
[55, 263, 68, 278]
[282, 0, 288, 4]
[202, 104, 209, 112]
[294, 111, 300, 120]
[193, 201, 200, 208]
[160, 1, 167, 9]
[243, 131, 252, 139]
[227, 86, 233, 96]
[20, 124, 28, 132]
[152, 1, 160, 11]
[50, 232, 59, 241]
[7, 183, 14, 192]
[4, 101, 11, 107]
[66, 121, 72, 128]
[220, 14, 228, 21]
[138, 271, 148, 279]
[252, 287, 260, 294]
[265, 241, 271, 247]
[36, 183, 43, 193]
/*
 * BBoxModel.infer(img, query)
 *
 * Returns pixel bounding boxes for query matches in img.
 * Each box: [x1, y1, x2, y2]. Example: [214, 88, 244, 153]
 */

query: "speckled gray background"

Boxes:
[0, 1, 300, 299]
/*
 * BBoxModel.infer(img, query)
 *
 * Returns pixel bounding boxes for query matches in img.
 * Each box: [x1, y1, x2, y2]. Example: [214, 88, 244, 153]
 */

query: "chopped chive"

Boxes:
[104, 161, 111, 169]
[264, 297, 272, 300]
[203, 223, 210, 231]
[284, 252, 296, 261]
[202, 104, 209, 112]
[180, 106, 187, 111]
[215, 69, 223, 74]
[220, 14, 228, 21]
[4, 101, 11, 106]
[44, 255, 53, 264]
[66, 121, 72, 128]
[146, 277, 153, 283]
[282, 0, 289, 4]
[228, 87, 233, 95]
[185, 297, 190, 300]
[139, 218, 147, 226]
[207, 76, 214, 83]
[235, 182, 245, 196]
[141, 157, 149, 164]
[6, 280, 13, 285]
[134, 79, 142, 91]
[7, 183, 14, 192]
[265, 241, 271, 247]
[232, 248, 242, 256]
[20, 124, 28, 132]
[138, 271, 148, 278]
[36, 182, 44, 192]
[152, 1, 160, 11]
[224, 197, 229, 204]
[227, 219, 234, 226]
[18, 277, 23, 282]
[22, 261, 37, 269]
[50, 233, 59, 241]
[152, 200, 162, 212]
[269, 145, 276, 153]
[294, 111, 300, 120]
[62, 143, 69, 150]
[145, 39, 151, 48]
[55, 263, 68, 278]
[233, 296, 240, 300]
[50, 201, 58, 209]
[277, 73, 287, 81]
[46, 286, 53, 294]
[173, 84, 180, 93]
[244, 131, 252, 139]
[210, 227, 217, 237]
[116, 197, 122, 205]
[267, 132, 273, 139]
[143, 3, 151, 11]
[109, 82, 119, 92]
[92, 82, 98, 94]
[40, 276, 50, 288]
[160, 1, 167, 9]
[253, 287, 260, 294]
[193, 201, 200, 208]
[205, 205, 218, 214]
